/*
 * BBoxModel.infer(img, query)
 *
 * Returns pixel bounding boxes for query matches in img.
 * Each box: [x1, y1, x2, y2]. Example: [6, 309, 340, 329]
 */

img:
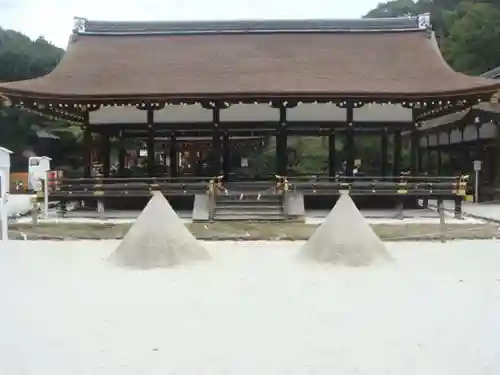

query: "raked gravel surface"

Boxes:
[1, 240, 500, 374]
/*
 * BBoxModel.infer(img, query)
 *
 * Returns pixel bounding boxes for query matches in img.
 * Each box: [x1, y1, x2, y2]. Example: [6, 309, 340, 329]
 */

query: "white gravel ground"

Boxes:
[5, 194, 35, 218]
[1, 240, 500, 374]
[14, 216, 484, 225]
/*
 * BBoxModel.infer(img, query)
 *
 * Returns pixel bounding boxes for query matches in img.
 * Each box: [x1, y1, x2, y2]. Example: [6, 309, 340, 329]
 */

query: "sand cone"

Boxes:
[300, 193, 391, 266]
[109, 192, 210, 268]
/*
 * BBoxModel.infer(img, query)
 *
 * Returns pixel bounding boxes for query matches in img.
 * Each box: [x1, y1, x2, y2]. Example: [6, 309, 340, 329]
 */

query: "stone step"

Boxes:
[215, 208, 283, 215]
[212, 214, 286, 221]
[216, 201, 281, 207]
[224, 183, 275, 189]
[216, 194, 281, 202]
[215, 199, 281, 205]
[215, 203, 282, 211]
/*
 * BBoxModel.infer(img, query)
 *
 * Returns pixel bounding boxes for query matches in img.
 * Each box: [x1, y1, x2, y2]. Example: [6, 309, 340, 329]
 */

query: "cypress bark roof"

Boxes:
[0, 16, 499, 101]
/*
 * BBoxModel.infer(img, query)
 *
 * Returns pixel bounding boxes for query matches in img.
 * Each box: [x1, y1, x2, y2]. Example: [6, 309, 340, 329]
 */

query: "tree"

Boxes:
[444, 2, 500, 74]
[364, 0, 424, 18]
[0, 29, 63, 81]
[0, 27, 82, 171]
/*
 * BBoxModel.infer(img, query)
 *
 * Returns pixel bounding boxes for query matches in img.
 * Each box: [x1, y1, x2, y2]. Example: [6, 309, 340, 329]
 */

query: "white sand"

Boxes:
[16, 216, 483, 225]
[306, 216, 484, 225]
[109, 192, 210, 268]
[1, 239, 500, 374]
[301, 194, 392, 266]
[5, 194, 35, 218]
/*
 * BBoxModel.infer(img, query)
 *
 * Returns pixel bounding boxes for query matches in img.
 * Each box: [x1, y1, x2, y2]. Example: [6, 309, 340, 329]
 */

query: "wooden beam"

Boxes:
[82, 112, 92, 177]
[381, 129, 388, 176]
[211, 107, 222, 176]
[276, 105, 288, 175]
[393, 130, 402, 175]
[119, 128, 395, 138]
[146, 106, 155, 176]
[345, 102, 355, 177]
[87, 120, 415, 132]
[328, 130, 336, 177]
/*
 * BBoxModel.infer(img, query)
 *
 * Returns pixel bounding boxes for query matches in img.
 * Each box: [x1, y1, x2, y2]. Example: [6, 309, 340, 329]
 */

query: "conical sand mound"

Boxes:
[109, 192, 210, 268]
[300, 193, 392, 266]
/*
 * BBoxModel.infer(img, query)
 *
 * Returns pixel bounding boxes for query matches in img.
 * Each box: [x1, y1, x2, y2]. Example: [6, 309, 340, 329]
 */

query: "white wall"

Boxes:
[221, 104, 278, 122]
[89, 106, 146, 124]
[353, 104, 412, 122]
[480, 122, 497, 139]
[287, 104, 346, 121]
[155, 104, 212, 123]
[420, 122, 497, 147]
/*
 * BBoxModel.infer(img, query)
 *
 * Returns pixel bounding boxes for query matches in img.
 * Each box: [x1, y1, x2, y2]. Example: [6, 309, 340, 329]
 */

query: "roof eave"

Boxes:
[1, 86, 500, 103]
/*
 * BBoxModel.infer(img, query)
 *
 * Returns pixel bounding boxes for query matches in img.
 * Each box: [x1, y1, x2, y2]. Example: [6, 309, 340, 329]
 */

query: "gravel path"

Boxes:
[8, 221, 500, 241]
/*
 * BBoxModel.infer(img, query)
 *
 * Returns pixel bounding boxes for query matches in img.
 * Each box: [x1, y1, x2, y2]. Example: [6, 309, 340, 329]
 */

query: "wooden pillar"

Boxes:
[461, 148, 470, 174]
[170, 134, 178, 178]
[276, 105, 288, 176]
[146, 106, 155, 177]
[196, 150, 203, 176]
[459, 128, 468, 174]
[345, 102, 355, 177]
[101, 133, 111, 177]
[417, 147, 423, 173]
[328, 130, 336, 178]
[222, 132, 231, 180]
[425, 148, 431, 173]
[118, 131, 126, 176]
[437, 148, 443, 175]
[211, 107, 222, 176]
[381, 128, 388, 176]
[410, 129, 419, 174]
[393, 130, 402, 176]
[82, 113, 92, 177]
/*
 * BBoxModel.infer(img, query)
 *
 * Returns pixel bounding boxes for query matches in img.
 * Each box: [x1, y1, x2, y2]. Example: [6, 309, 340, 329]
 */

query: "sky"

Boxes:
[0, 0, 381, 48]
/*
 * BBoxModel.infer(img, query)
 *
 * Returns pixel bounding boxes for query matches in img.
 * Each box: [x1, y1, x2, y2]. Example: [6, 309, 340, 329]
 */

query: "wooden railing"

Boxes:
[47, 176, 212, 198]
[286, 174, 469, 197]
[45, 174, 469, 200]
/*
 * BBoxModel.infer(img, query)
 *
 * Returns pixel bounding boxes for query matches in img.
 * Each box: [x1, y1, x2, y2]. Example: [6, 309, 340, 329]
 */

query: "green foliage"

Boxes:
[444, 2, 500, 74]
[0, 27, 79, 170]
[0, 29, 63, 81]
[289, 137, 328, 174]
[364, 0, 426, 18]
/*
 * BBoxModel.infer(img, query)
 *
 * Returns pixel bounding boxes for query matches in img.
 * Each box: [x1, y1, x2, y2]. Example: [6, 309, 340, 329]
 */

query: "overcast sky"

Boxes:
[1, 0, 381, 48]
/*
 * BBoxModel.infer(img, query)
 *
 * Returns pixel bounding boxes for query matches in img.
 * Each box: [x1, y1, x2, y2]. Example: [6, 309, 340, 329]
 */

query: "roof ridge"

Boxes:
[72, 14, 432, 36]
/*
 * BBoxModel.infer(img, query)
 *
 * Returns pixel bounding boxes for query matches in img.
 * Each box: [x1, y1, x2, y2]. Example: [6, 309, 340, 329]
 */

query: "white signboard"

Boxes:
[0, 147, 12, 241]
[473, 160, 482, 172]
[28, 156, 51, 191]
[241, 158, 249, 168]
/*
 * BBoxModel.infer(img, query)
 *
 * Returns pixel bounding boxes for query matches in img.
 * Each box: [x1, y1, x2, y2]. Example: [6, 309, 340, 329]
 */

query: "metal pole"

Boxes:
[475, 169, 480, 203]
[43, 171, 49, 220]
[438, 198, 446, 243]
